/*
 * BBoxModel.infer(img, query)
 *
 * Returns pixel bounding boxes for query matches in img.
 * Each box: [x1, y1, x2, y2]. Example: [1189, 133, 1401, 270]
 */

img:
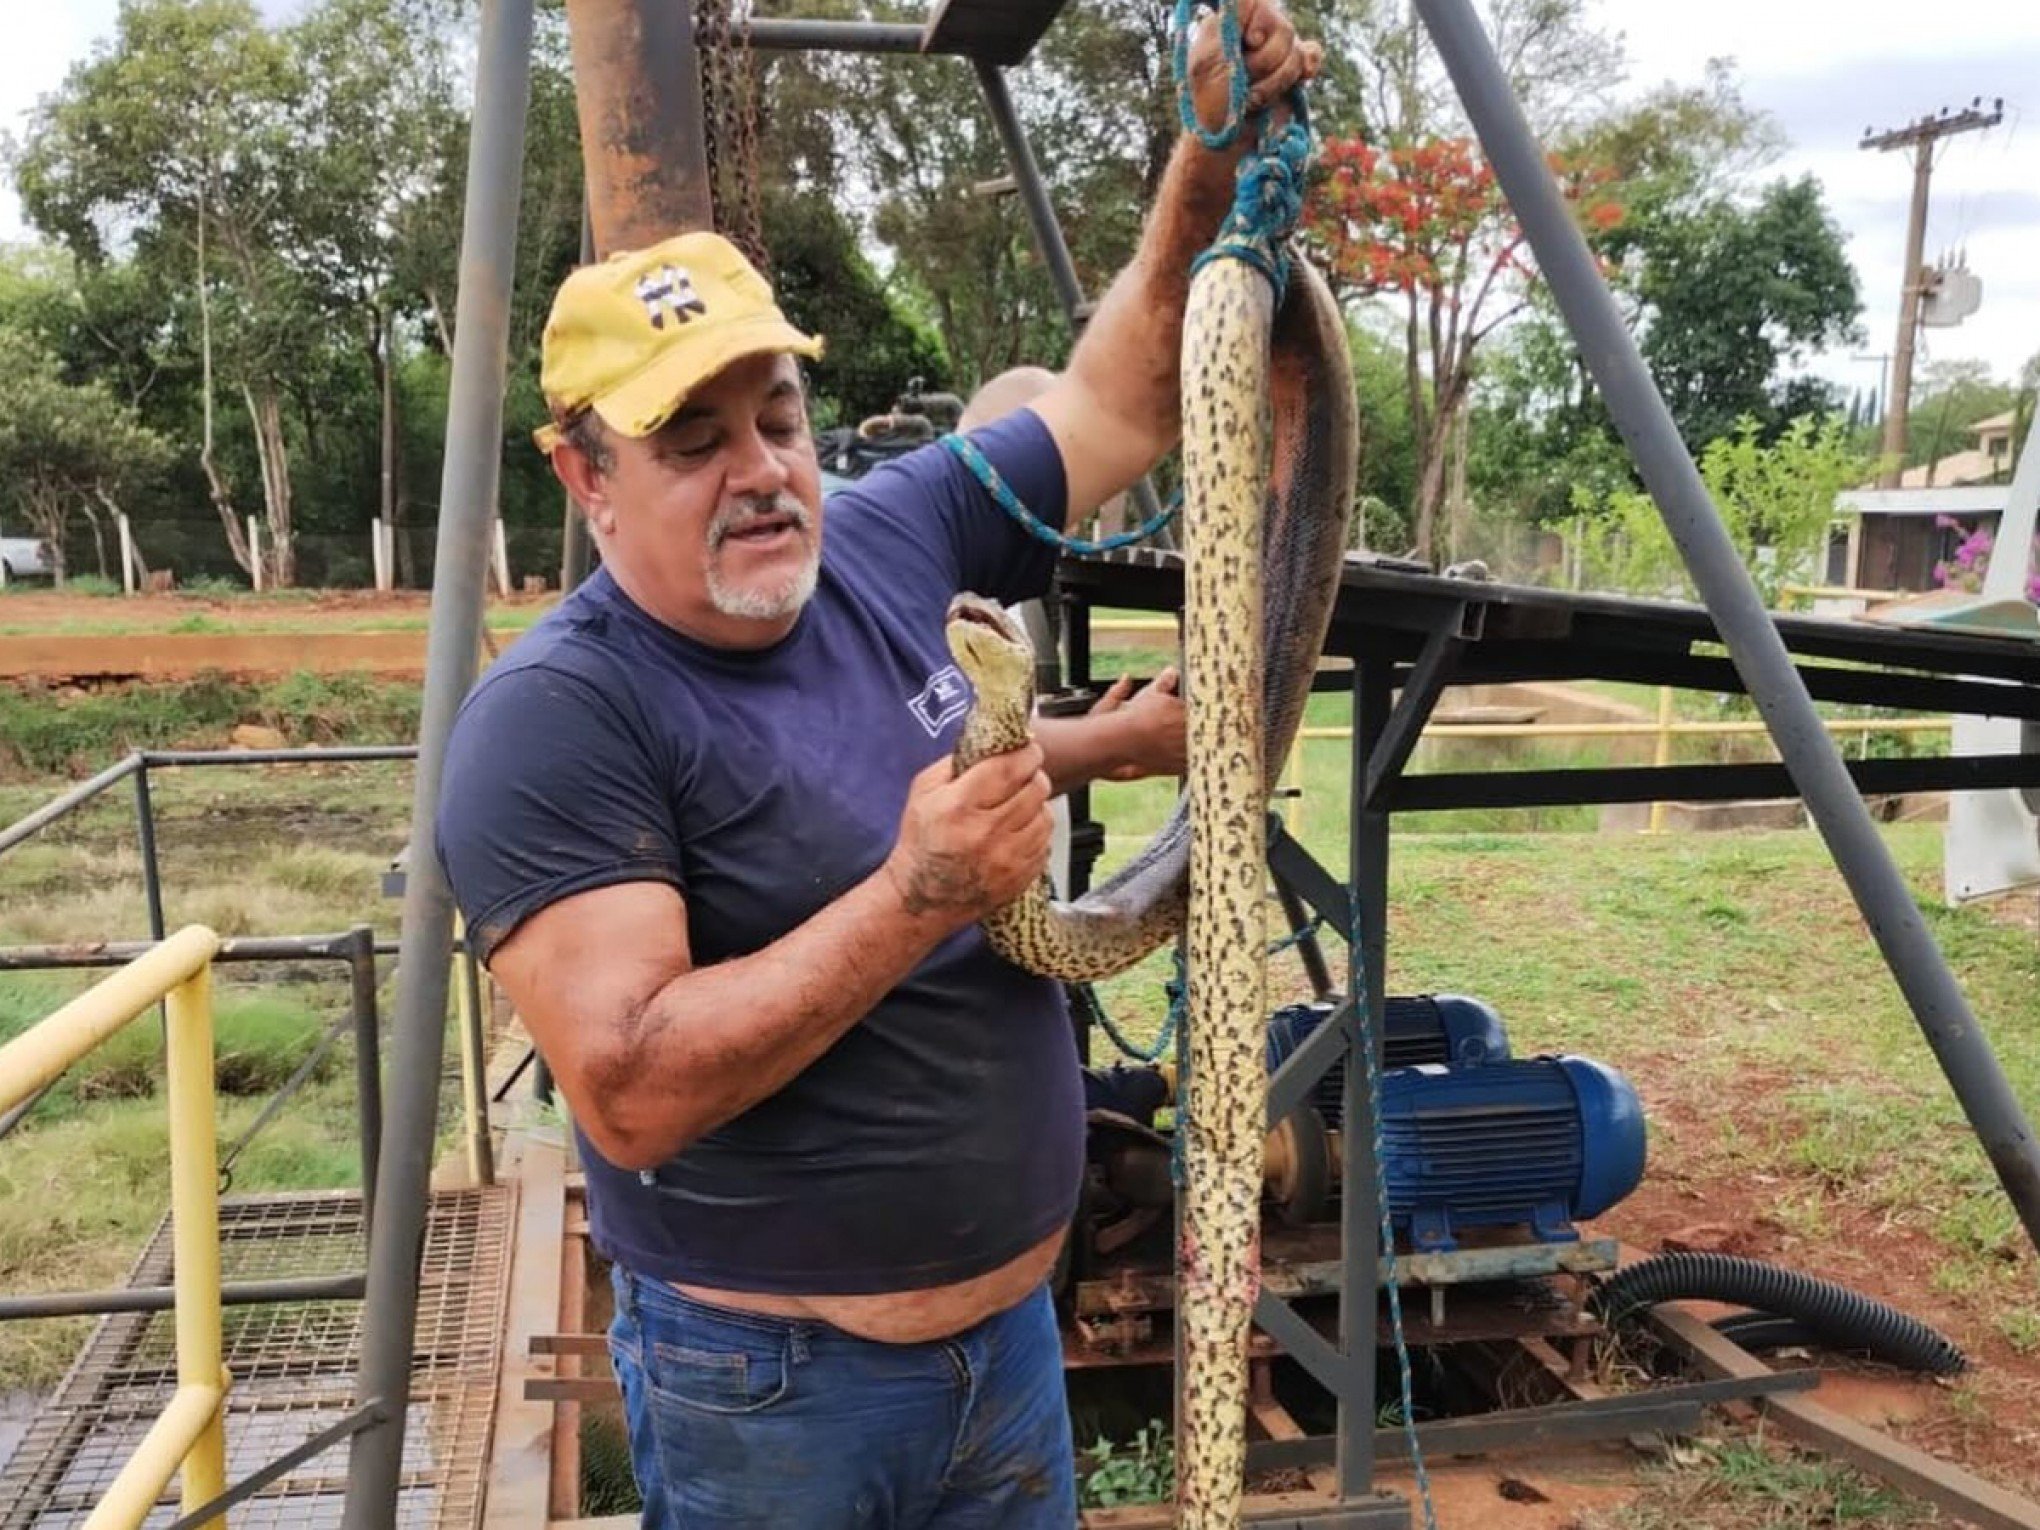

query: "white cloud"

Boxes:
[1594, 0, 2040, 386]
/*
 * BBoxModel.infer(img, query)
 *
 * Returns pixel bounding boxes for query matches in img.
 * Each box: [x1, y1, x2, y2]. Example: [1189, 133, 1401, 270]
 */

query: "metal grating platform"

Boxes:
[0, 1186, 511, 1528]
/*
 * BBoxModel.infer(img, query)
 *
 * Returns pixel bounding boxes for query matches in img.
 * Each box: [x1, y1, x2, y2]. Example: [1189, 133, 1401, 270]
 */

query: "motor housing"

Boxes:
[1265, 995, 1511, 1128]
[1381, 1056, 1646, 1251]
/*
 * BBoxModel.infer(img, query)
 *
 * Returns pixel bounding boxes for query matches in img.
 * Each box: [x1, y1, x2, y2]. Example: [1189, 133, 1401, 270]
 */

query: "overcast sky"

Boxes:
[4, 1, 2037, 394]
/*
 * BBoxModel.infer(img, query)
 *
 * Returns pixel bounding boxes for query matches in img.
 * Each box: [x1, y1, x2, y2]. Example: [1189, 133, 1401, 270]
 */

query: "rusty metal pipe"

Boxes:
[564, 0, 714, 253]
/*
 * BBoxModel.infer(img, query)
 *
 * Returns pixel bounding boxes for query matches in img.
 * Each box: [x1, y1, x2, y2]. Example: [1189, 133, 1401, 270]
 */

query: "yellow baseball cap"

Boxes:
[534, 231, 823, 452]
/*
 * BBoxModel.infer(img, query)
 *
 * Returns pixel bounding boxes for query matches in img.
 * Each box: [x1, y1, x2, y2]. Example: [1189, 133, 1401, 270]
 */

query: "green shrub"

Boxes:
[0, 671, 422, 776]
[1080, 1419, 1175, 1508]
[212, 991, 332, 1096]
[180, 574, 246, 597]
[63, 574, 122, 597]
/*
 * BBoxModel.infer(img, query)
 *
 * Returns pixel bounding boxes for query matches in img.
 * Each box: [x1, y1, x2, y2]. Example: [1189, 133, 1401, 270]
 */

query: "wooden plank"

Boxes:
[1651, 1306, 2040, 1530]
[525, 1377, 621, 1404]
[1084, 1489, 1342, 1529]
[549, 1226, 589, 1518]
[481, 1136, 565, 1530]
[530, 1333, 609, 1358]
[922, 0, 1069, 65]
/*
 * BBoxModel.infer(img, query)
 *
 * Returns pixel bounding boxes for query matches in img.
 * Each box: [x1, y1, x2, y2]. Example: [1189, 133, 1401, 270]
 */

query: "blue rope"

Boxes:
[1346, 903, 1439, 1530]
[1085, 957, 1186, 1066]
[941, 434, 1180, 556]
[1190, 102, 1314, 301]
[1172, 0, 1251, 150]
[1174, 1, 1315, 300]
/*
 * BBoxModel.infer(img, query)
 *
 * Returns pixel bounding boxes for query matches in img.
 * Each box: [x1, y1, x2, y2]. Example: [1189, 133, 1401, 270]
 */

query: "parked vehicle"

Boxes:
[0, 533, 53, 581]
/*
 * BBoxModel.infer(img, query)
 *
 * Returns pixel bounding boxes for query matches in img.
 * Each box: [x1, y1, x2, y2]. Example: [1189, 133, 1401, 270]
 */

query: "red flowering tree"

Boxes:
[1304, 134, 1621, 560]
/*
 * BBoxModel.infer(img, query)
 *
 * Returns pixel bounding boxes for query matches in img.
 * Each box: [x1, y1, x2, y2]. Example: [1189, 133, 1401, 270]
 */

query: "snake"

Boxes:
[946, 252, 1353, 1525]
[943, 254, 1356, 985]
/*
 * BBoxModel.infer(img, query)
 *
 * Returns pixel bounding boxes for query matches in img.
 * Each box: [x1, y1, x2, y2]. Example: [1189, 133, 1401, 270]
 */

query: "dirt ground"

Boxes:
[0, 588, 552, 678]
[1601, 1081, 2040, 1500]
[0, 587, 464, 627]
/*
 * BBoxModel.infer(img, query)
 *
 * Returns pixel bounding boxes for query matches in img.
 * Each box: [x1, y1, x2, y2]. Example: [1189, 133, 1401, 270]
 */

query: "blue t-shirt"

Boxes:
[436, 410, 1083, 1293]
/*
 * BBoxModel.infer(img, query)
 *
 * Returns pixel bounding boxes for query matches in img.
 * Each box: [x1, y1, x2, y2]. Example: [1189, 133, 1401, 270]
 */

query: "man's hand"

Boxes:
[884, 745, 1053, 927]
[1091, 668, 1187, 782]
[1187, 0, 1323, 134]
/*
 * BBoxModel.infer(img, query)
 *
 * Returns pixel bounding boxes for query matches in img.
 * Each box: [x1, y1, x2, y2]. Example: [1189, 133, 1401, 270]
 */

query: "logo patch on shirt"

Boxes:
[908, 665, 972, 737]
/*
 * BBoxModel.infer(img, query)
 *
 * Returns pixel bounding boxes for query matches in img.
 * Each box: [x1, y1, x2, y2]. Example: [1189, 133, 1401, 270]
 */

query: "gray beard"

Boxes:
[705, 492, 819, 620]
[706, 548, 819, 620]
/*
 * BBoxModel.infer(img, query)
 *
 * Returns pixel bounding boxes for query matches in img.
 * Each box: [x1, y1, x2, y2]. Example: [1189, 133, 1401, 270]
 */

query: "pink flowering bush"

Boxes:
[1933, 516, 2040, 601]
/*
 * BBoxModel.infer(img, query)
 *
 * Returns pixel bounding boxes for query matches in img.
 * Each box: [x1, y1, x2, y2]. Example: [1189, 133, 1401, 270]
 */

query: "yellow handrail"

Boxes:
[0, 924, 230, 1528]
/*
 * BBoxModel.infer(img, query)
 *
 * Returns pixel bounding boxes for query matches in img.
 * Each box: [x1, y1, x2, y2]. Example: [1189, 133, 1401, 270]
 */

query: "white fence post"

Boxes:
[492, 519, 512, 597]
[118, 513, 137, 595]
[248, 516, 264, 592]
[371, 517, 389, 591]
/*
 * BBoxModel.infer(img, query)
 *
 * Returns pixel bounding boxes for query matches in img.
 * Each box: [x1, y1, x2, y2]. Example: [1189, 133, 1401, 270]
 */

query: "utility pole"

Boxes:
[1861, 98, 2002, 487]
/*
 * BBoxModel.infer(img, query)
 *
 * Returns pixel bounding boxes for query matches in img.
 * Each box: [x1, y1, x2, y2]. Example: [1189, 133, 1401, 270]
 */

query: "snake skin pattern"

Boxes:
[946, 254, 1355, 1524]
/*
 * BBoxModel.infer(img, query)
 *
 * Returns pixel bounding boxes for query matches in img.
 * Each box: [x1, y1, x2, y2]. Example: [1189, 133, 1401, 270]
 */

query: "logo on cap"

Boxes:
[635, 265, 708, 330]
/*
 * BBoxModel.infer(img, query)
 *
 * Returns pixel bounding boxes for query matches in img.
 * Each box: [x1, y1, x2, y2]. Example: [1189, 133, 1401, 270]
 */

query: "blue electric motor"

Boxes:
[1382, 1057, 1647, 1252]
[1265, 995, 1510, 1128]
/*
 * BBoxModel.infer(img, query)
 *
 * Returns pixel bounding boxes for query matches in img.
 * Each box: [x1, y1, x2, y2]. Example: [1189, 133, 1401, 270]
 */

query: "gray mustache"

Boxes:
[709, 494, 812, 551]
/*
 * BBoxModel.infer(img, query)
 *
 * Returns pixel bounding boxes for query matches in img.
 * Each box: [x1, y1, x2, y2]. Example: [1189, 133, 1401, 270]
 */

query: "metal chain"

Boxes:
[695, 0, 769, 269]
[697, 0, 732, 241]
[731, 0, 768, 267]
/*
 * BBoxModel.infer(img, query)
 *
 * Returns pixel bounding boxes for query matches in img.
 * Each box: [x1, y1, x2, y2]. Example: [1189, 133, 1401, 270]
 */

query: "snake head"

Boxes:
[944, 593, 1035, 694]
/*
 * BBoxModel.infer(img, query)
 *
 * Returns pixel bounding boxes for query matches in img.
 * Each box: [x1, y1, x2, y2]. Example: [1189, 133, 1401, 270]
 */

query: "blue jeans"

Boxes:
[608, 1265, 1078, 1528]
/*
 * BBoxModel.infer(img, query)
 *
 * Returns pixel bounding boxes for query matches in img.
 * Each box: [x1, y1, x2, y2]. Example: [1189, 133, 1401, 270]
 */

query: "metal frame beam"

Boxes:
[1417, 0, 2040, 1248]
[342, 0, 534, 1520]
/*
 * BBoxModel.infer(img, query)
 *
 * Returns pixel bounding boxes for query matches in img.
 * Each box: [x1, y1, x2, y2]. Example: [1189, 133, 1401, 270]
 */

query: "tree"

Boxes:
[1465, 74, 1857, 528]
[1305, 133, 1621, 559]
[1902, 359, 2020, 478]
[282, 0, 463, 577]
[1626, 176, 1861, 448]
[0, 328, 171, 583]
[1576, 415, 1865, 606]
[14, 0, 309, 583]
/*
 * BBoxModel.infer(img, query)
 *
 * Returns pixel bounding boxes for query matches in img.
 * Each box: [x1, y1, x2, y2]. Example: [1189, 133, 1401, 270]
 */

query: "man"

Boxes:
[438, 5, 1318, 1523]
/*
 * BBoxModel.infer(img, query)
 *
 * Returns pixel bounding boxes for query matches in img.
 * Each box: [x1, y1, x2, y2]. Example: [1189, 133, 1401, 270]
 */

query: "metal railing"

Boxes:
[0, 925, 230, 1528]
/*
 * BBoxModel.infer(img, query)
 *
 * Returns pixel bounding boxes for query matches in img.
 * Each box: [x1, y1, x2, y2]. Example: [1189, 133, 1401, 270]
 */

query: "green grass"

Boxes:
[0, 756, 425, 1391]
[0, 671, 421, 777]
[1589, 1435, 1931, 1528]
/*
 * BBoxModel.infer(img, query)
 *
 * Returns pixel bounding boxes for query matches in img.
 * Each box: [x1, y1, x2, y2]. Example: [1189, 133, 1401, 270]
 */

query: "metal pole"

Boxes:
[164, 963, 227, 1520]
[741, 18, 926, 53]
[0, 753, 140, 857]
[561, 201, 595, 594]
[0, 1272, 365, 1321]
[133, 765, 166, 942]
[970, 60, 1172, 541]
[347, 925, 383, 1223]
[455, 934, 497, 1187]
[1415, 0, 2040, 1248]
[564, 0, 714, 254]
[1339, 662, 1389, 1500]
[973, 61, 1084, 319]
[341, 0, 534, 1518]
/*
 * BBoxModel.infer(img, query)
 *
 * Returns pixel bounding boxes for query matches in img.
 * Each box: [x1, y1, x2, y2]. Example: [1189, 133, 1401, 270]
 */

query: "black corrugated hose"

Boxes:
[1591, 1251, 1967, 1377]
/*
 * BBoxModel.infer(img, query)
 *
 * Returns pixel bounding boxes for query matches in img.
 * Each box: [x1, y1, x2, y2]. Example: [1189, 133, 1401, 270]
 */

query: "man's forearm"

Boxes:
[590, 871, 952, 1168]
[1064, 134, 1246, 458]
[1034, 709, 1137, 795]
